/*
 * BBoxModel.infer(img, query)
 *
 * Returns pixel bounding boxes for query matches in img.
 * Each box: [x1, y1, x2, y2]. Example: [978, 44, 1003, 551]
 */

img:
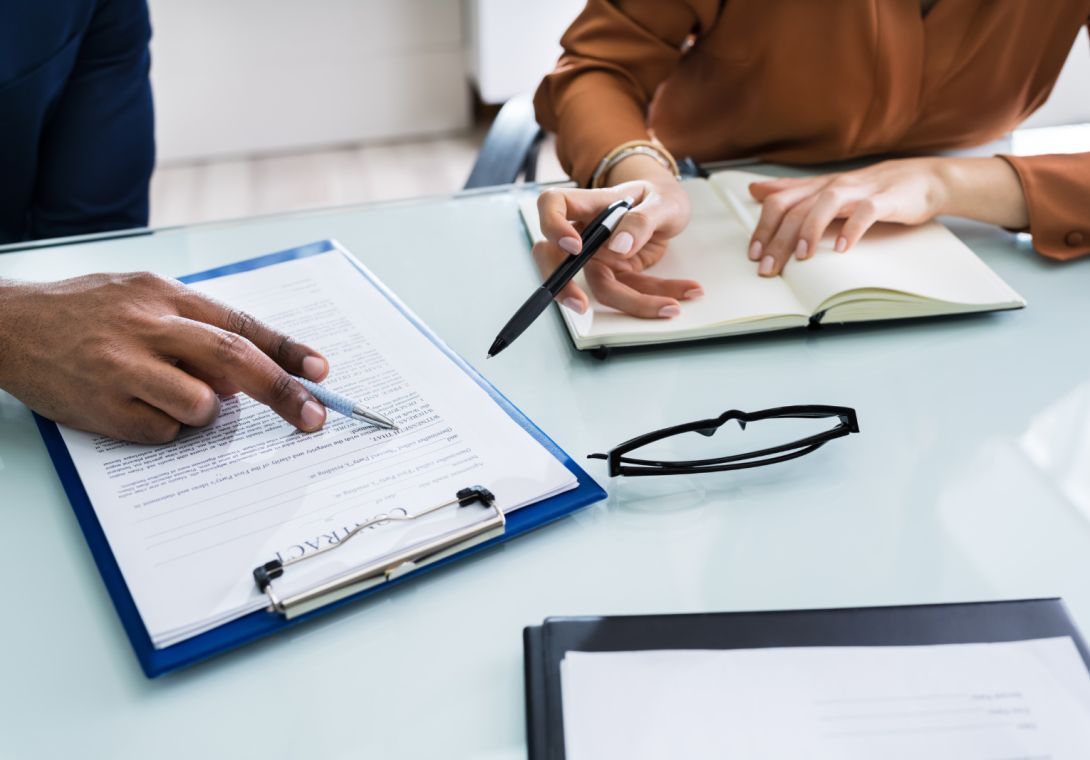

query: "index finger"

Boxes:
[158, 316, 328, 433]
[179, 290, 329, 382]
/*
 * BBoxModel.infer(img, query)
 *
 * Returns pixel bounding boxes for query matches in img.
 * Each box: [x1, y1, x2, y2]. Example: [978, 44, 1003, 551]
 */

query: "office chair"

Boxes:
[463, 94, 545, 190]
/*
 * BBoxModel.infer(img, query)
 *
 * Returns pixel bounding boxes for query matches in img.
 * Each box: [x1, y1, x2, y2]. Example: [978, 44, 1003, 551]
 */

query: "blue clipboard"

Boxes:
[34, 239, 606, 678]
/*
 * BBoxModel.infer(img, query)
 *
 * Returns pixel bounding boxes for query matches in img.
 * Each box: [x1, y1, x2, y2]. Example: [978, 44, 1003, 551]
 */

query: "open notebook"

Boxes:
[520, 170, 1025, 351]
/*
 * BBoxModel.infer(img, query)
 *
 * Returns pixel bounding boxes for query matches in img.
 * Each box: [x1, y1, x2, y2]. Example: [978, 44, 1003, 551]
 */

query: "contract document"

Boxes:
[57, 247, 576, 647]
[560, 638, 1090, 759]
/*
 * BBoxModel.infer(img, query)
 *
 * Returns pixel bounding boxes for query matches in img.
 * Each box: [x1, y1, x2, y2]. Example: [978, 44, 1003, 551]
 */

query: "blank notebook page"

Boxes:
[709, 171, 1025, 313]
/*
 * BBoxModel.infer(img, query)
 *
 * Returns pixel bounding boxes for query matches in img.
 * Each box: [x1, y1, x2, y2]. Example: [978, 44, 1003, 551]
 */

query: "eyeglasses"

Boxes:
[588, 405, 860, 477]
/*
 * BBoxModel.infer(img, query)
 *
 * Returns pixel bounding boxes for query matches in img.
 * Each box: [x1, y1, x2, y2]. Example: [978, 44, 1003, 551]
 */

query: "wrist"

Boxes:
[933, 157, 975, 217]
[933, 157, 1029, 229]
[0, 281, 21, 388]
[924, 157, 954, 217]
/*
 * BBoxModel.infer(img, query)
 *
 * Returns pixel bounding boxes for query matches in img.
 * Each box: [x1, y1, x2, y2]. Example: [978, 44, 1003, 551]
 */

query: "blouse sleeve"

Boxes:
[533, 0, 721, 186]
[1000, 151, 1090, 261]
[1000, 18, 1090, 261]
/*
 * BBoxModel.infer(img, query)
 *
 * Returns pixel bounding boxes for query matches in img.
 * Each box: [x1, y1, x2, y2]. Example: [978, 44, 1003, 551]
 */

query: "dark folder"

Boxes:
[523, 598, 1090, 760]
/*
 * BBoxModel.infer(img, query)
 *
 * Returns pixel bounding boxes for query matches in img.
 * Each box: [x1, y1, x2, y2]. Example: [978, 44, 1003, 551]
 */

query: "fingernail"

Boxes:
[302, 355, 327, 381]
[559, 236, 582, 255]
[748, 240, 763, 261]
[658, 305, 681, 318]
[759, 255, 775, 276]
[795, 239, 809, 260]
[835, 236, 847, 253]
[608, 231, 634, 255]
[562, 297, 585, 314]
[683, 288, 704, 300]
[301, 400, 326, 431]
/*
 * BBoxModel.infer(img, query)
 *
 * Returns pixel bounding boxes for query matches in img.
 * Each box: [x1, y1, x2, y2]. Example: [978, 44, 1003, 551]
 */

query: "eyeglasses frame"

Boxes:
[588, 405, 860, 477]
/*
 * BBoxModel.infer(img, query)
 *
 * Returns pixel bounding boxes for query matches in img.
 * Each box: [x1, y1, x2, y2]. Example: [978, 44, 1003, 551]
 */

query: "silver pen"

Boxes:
[294, 376, 398, 430]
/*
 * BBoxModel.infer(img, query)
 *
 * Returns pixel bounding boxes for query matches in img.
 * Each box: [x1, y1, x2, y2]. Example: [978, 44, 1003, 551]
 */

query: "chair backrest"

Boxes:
[464, 94, 545, 190]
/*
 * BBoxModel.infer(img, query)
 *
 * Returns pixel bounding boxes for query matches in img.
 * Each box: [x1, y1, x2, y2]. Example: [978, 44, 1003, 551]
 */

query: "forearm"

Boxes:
[936, 156, 1029, 230]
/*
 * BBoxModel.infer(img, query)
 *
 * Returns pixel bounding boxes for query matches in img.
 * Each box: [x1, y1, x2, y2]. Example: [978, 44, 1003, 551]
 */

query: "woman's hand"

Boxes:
[0, 272, 331, 443]
[747, 157, 1030, 276]
[532, 155, 701, 319]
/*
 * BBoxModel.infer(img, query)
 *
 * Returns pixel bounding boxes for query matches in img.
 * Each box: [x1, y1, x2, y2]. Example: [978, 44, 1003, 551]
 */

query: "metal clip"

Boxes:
[251, 486, 501, 618]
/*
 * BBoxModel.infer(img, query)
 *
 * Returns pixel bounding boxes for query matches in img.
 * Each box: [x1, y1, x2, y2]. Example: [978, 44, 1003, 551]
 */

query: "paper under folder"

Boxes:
[36, 240, 606, 677]
[524, 599, 1090, 760]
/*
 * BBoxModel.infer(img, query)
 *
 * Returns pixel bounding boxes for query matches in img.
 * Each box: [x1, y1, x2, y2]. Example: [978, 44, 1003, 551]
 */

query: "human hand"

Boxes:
[532, 156, 701, 319]
[746, 157, 1029, 277]
[0, 272, 331, 443]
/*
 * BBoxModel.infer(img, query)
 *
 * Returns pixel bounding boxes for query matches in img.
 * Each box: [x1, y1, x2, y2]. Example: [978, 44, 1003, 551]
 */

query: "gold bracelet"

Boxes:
[589, 139, 681, 188]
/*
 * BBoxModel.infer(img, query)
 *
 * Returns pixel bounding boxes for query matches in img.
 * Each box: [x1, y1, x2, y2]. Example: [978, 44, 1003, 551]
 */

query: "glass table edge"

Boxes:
[0, 179, 573, 257]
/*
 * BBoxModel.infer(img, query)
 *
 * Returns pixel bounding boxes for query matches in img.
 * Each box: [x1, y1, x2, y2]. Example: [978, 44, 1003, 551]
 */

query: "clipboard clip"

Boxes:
[252, 486, 501, 619]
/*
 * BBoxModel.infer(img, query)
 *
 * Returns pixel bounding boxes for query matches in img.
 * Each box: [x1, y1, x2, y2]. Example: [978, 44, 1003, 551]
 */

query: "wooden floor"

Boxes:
[149, 131, 568, 228]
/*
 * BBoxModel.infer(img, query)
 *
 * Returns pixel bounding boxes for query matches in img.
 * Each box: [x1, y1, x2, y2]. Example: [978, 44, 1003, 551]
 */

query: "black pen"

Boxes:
[488, 197, 633, 358]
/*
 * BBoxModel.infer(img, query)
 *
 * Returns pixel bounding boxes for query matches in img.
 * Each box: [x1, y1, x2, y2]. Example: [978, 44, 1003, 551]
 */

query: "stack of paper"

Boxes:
[561, 638, 1090, 759]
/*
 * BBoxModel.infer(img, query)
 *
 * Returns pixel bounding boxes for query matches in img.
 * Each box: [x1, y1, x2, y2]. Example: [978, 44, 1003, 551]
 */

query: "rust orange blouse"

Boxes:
[534, 0, 1090, 260]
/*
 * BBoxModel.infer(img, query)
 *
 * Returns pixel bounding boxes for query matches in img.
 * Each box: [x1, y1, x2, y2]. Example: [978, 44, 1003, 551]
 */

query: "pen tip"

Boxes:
[487, 338, 507, 358]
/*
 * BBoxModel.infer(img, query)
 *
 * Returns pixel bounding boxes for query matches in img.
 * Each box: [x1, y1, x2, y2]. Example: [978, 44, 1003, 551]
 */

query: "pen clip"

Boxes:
[580, 198, 632, 242]
[597, 197, 634, 234]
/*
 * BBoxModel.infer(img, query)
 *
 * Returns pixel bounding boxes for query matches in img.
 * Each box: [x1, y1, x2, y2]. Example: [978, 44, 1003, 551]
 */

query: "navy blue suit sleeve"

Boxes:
[29, 0, 155, 241]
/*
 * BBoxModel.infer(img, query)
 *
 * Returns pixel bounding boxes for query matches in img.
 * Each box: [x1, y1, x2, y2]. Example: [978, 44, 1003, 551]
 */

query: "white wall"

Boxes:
[468, 3, 1089, 129]
[149, 0, 471, 163]
[466, 0, 585, 104]
[149, 2, 1087, 164]
[1021, 27, 1090, 129]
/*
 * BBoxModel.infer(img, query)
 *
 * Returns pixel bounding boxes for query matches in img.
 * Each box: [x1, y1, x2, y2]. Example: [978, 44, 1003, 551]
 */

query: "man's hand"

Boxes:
[0, 272, 331, 443]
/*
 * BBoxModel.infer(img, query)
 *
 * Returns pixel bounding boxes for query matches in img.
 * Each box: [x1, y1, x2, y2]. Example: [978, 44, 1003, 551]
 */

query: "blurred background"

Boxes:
[147, 0, 1090, 228]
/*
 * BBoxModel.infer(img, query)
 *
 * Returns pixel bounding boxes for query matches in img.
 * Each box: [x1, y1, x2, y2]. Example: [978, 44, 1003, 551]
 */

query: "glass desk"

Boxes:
[2, 183, 1090, 759]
